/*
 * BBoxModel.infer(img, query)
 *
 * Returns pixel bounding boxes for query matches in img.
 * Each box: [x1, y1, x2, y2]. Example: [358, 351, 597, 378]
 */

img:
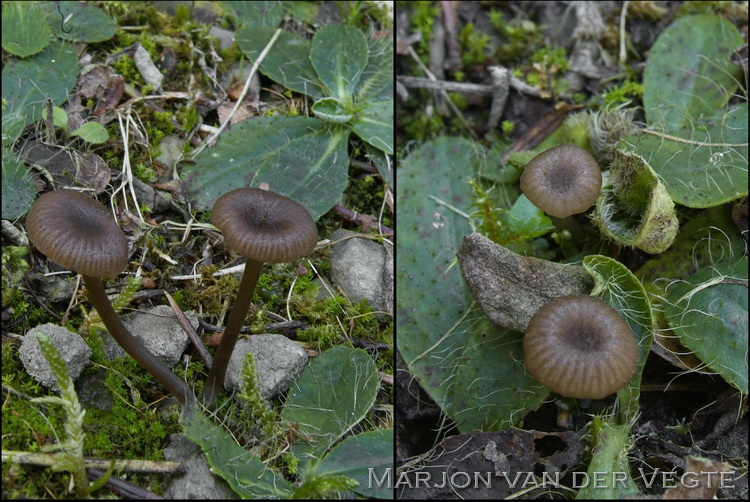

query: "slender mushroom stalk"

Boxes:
[26, 190, 195, 407]
[202, 188, 317, 405]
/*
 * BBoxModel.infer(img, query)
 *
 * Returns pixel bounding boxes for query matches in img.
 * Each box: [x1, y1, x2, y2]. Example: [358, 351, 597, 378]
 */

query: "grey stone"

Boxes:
[164, 433, 236, 499]
[19, 324, 92, 391]
[457, 233, 594, 332]
[133, 43, 163, 90]
[39, 275, 78, 303]
[131, 176, 173, 213]
[75, 368, 115, 412]
[208, 25, 235, 50]
[225, 335, 308, 399]
[220, 62, 260, 101]
[312, 276, 336, 302]
[329, 229, 390, 313]
[101, 305, 196, 367]
[154, 134, 186, 173]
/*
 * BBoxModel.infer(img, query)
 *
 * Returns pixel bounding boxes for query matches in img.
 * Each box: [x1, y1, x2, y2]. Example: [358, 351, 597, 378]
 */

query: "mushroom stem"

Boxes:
[201, 259, 263, 405]
[84, 276, 195, 407]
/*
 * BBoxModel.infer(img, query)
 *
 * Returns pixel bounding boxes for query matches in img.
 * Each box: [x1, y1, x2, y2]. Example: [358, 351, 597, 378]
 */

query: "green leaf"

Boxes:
[281, 346, 379, 463]
[592, 148, 679, 253]
[642, 15, 744, 133]
[350, 99, 393, 154]
[237, 26, 326, 99]
[70, 121, 109, 144]
[663, 258, 748, 393]
[2, 109, 27, 147]
[1, 40, 78, 128]
[397, 137, 480, 421]
[452, 316, 548, 432]
[181, 409, 292, 499]
[1, 2, 51, 57]
[227, 1, 283, 28]
[310, 25, 368, 103]
[635, 206, 746, 296]
[364, 143, 392, 188]
[39, 1, 115, 43]
[506, 194, 555, 239]
[49, 106, 68, 131]
[356, 36, 394, 102]
[182, 117, 350, 220]
[582, 255, 654, 421]
[625, 103, 748, 208]
[312, 97, 353, 123]
[306, 429, 393, 499]
[1, 149, 36, 220]
[292, 473, 359, 499]
[576, 256, 654, 499]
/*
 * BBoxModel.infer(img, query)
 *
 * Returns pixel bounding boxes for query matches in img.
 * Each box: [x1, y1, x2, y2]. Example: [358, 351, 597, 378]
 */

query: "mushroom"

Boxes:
[523, 294, 638, 399]
[520, 145, 602, 218]
[202, 188, 318, 404]
[26, 190, 195, 406]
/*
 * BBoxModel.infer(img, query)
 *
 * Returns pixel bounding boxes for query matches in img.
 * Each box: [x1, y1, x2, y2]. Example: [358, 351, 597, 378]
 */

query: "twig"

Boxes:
[2, 450, 183, 474]
[164, 291, 213, 368]
[351, 159, 378, 174]
[171, 263, 245, 281]
[406, 45, 479, 139]
[487, 65, 510, 130]
[193, 28, 283, 156]
[642, 128, 749, 148]
[88, 468, 165, 499]
[620, 1, 629, 65]
[397, 74, 543, 98]
[333, 204, 393, 236]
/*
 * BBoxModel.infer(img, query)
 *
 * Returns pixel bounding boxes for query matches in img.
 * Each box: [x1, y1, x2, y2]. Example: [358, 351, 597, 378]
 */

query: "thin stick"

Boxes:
[163, 291, 213, 368]
[2, 450, 183, 474]
[406, 46, 479, 139]
[619, 1, 629, 65]
[642, 128, 749, 147]
[397, 74, 543, 98]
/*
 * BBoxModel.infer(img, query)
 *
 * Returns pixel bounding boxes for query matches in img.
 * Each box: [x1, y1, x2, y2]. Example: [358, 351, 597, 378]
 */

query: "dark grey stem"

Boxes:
[83, 276, 195, 407]
[201, 259, 263, 405]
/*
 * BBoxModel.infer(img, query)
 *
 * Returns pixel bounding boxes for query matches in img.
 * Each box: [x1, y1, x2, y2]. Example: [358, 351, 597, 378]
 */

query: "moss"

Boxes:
[407, 1, 441, 56]
[488, 9, 543, 64]
[297, 324, 341, 351]
[345, 173, 392, 228]
[603, 80, 644, 107]
[458, 22, 491, 66]
[111, 54, 144, 86]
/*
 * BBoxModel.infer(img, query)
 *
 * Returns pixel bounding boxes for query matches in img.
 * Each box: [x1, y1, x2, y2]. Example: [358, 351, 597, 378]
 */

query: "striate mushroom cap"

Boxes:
[520, 144, 602, 218]
[523, 294, 638, 400]
[26, 190, 129, 278]
[211, 188, 318, 263]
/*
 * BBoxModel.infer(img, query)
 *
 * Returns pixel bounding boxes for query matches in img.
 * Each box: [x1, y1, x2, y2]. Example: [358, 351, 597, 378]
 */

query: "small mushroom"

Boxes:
[26, 190, 195, 406]
[202, 188, 318, 404]
[520, 145, 602, 218]
[523, 294, 638, 399]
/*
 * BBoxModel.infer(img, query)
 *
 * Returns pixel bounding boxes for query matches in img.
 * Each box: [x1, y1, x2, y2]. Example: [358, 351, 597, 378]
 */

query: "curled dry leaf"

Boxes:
[457, 232, 594, 332]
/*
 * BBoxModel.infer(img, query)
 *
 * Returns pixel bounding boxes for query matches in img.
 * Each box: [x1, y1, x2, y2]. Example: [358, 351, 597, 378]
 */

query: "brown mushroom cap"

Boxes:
[523, 294, 638, 399]
[26, 190, 129, 278]
[520, 145, 602, 218]
[211, 188, 318, 263]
